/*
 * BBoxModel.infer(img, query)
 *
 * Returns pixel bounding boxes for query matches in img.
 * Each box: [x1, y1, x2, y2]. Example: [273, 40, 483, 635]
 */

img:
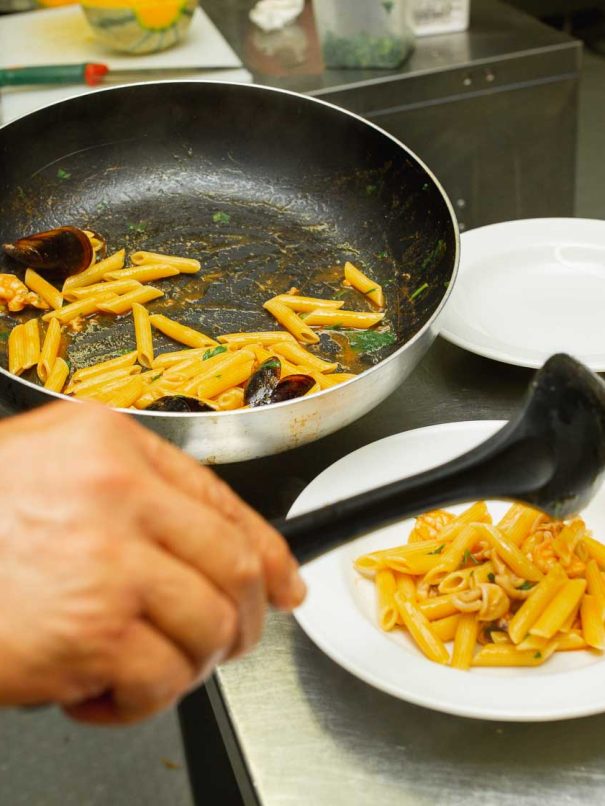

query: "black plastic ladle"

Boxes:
[276, 354, 605, 564]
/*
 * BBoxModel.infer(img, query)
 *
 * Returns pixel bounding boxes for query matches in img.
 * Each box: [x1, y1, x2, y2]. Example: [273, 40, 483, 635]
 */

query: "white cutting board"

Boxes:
[0, 5, 252, 123]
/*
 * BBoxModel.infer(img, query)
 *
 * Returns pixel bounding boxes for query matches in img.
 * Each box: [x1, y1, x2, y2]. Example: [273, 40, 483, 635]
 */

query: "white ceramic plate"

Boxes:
[292, 421, 605, 722]
[439, 218, 605, 370]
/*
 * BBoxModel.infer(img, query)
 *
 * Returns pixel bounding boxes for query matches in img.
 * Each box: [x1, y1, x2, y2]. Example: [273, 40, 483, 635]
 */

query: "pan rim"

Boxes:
[0, 80, 460, 417]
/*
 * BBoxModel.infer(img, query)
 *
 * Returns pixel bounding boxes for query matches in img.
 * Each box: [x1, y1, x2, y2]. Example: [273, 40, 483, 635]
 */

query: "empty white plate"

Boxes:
[291, 421, 605, 721]
[440, 218, 605, 370]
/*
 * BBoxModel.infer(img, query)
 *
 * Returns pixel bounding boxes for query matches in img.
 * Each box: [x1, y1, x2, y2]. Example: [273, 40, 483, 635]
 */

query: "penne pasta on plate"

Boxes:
[356, 501, 604, 670]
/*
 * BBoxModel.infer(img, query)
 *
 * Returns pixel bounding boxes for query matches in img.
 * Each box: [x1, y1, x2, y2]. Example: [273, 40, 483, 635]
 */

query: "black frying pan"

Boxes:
[0, 81, 455, 376]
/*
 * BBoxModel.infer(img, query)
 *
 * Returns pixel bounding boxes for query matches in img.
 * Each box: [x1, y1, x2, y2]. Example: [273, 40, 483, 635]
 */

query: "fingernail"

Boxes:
[290, 568, 307, 604]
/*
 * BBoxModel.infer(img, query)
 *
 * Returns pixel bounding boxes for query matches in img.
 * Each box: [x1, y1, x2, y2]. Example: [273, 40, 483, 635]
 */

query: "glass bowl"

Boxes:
[81, 0, 197, 54]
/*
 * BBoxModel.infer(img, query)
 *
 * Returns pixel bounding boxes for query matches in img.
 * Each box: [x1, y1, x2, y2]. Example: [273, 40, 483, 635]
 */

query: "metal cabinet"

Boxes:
[369, 75, 578, 230]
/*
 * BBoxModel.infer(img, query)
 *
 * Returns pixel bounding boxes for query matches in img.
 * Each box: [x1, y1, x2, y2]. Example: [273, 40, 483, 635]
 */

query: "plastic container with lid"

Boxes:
[405, 0, 470, 37]
[313, 0, 415, 69]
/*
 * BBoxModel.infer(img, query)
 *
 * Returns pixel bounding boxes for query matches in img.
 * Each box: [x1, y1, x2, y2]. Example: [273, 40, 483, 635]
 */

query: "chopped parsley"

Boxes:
[340, 329, 396, 354]
[56, 168, 71, 180]
[212, 211, 231, 225]
[365, 184, 377, 195]
[487, 572, 496, 583]
[377, 251, 388, 259]
[462, 549, 479, 565]
[0, 332, 9, 342]
[203, 345, 227, 360]
[428, 544, 445, 555]
[382, 0, 394, 11]
[420, 239, 447, 271]
[516, 581, 537, 591]
[533, 651, 542, 659]
[128, 222, 147, 234]
[409, 282, 429, 302]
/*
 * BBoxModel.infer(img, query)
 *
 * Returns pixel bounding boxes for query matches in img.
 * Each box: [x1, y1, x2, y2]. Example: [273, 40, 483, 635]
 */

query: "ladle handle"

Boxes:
[275, 434, 555, 564]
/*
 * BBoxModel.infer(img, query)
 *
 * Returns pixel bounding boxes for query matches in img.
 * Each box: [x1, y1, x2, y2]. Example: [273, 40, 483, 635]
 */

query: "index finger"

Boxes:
[130, 422, 306, 611]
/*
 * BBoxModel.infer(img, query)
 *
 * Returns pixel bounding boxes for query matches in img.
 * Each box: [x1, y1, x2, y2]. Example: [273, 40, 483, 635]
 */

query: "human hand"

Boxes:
[0, 401, 305, 724]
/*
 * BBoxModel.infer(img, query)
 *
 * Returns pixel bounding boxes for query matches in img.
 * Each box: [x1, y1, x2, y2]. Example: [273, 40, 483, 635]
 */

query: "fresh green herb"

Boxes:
[0, 332, 9, 342]
[322, 30, 408, 69]
[444, 280, 450, 288]
[65, 359, 72, 371]
[57, 168, 71, 180]
[115, 348, 133, 356]
[516, 581, 537, 591]
[203, 345, 227, 361]
[17, 186, 27, 201]
[212, 211, 231, 225]
[343, 329, 396, 354]
[365, 184, 377, 195]
[533, 651, 542, 659]
[334, 289, 349, 299]
[382, 0, 394, 11]
[364, 287, 378, 295]
[487, 572, 496, 583]
[463, 549, 479, 565]
[420, 239, 446, 271]
[377, 251, 388, 259]
[409, 282, 429, 302]
[128, 222, 147, 234]
[428, 544, 445, 555]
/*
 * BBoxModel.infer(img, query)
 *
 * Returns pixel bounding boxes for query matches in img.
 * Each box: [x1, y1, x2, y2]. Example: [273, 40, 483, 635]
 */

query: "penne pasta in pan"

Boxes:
[1, 228, 395, 414]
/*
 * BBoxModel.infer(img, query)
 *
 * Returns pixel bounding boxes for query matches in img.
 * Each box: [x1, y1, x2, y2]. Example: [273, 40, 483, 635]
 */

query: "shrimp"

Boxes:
[0, 274, 48, 312]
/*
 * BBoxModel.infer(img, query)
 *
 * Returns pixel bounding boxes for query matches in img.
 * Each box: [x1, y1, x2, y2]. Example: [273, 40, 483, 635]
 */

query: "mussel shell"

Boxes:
[3, 226, 93, 276]
[270, 374, 315, 403]
[146, 396, 212, 413]
[245, 357, 281, 407]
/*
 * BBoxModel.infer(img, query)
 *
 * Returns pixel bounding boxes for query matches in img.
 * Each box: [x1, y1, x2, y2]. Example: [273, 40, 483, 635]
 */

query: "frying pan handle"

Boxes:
[274, 432, 555, 564]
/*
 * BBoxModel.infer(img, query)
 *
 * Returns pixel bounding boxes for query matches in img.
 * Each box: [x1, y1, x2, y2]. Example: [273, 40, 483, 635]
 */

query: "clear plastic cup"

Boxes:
[314, 0, 415, 69]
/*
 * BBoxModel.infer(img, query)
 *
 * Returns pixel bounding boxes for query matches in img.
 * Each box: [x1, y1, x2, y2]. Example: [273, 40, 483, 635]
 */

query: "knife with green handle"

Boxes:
[0, 63, 242, 87]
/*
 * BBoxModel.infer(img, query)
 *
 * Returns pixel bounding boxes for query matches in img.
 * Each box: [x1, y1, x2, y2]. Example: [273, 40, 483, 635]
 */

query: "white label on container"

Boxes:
[407, 0, 470, 34]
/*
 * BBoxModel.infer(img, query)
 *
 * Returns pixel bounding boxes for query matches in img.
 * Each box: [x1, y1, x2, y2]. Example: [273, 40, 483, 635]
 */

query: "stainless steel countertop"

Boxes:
[202, 0, 579, 100]
[208, 338, 605, 805]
